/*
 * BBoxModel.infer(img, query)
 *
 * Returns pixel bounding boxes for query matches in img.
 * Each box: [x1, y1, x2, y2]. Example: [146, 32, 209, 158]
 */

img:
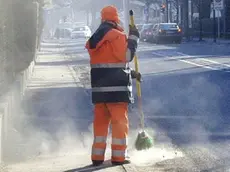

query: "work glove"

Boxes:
[131, 70, 142, 82]
[129, 25, 140, 38]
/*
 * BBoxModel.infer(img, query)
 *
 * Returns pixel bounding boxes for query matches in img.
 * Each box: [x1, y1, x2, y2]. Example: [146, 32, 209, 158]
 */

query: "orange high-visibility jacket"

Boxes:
[85, 22, 138, 104]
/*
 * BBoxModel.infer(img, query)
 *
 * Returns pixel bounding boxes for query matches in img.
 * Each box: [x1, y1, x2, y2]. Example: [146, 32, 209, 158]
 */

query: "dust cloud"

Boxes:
[4, 89, 94, 164]
[2, 0, 226, 171]
[127, 128, 184, 167]
[126, 72, 223, 166]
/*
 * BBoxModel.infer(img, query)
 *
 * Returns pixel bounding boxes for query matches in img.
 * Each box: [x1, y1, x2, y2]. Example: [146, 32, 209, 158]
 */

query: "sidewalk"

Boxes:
[188, 37, 230, 45]
[4, 50, 129, 172]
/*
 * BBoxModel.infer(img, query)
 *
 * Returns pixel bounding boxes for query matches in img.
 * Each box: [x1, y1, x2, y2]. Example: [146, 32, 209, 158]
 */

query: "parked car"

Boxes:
[71, 25, 91, 39]
[140, 23, 154, 41]
[54, 28, 72, 39]
[150, 23, 182, 44]
[136, 24, 144, 31]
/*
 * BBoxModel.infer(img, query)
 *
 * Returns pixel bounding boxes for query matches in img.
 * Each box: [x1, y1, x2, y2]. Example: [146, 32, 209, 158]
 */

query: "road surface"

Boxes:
[4, 38, 230, 172]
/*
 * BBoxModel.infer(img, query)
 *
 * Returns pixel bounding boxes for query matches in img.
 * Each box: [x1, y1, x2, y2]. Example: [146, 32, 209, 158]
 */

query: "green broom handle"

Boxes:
[129, 10, 145, 130]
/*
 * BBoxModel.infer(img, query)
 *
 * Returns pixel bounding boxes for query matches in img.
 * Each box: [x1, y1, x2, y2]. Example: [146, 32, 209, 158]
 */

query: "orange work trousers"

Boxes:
[91, 102, 128, 162]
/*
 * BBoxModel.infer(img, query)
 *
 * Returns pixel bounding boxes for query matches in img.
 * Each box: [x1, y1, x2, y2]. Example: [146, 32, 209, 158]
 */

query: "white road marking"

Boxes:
[179, 59, 217, 70]
[159, 132, 230, 136]
[145, 115, 204, 119]
[152, 51, 230, 72]
[199, 58, 230, 68]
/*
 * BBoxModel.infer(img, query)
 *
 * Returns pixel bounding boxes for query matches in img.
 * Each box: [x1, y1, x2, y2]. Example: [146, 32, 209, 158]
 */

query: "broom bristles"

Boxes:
[135, 131, 154, 151]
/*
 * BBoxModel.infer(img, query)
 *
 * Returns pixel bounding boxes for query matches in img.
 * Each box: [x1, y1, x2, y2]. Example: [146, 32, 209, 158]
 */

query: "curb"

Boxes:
[122, 164, 138, 172]
[188, 38, 230, 45]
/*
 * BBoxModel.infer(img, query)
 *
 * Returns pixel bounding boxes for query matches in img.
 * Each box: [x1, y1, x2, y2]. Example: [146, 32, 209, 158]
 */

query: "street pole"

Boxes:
[223, 0, 226, 38]
[176, 0, 179, 23]
[184, 0, 189, 41]
[217, 11, 220, 38]
[123, 0, 130, 34]
[188, 0, 192, 40]
[167, 0, 170, 23]
[169, 1, 172, 22]
[199, 0, 203, 41]
[166, 0, 169, 22]
[178, 3, 181, 25]
[213, 7, 217, 42]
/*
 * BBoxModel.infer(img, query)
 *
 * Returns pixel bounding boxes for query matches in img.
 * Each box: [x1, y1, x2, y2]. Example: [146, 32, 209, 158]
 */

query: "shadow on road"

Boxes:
[8, 85, 94, 162]
[22, 86, 93, 133]
[63, 160, 113, 172]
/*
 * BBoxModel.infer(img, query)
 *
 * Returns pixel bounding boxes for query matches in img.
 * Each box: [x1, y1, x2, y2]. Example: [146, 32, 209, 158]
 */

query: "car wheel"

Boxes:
[146, 38, 150, 42]
[149, 38, 154, 43]
[152, 37, 156, 43]
[155, 38, 159, 44]
[176, 40, 182, 44]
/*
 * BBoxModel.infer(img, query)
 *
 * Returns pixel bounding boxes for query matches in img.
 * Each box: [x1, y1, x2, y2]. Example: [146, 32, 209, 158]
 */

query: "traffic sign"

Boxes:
[213, 0, 224, 10]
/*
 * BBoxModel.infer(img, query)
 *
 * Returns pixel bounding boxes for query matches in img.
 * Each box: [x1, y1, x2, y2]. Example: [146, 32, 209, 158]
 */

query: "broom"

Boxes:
[129, 10, 154, 151]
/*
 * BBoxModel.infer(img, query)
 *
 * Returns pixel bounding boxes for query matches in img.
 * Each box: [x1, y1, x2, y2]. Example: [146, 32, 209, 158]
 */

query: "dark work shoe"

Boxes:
[112, 159, 131, 166]
[92, 160, 104, 166]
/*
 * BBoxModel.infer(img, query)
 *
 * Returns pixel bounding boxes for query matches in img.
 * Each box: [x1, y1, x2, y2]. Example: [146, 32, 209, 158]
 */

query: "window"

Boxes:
[159, 24, 178, 30]
[143, 24, 153, 30]
[73, 27, 85, 31]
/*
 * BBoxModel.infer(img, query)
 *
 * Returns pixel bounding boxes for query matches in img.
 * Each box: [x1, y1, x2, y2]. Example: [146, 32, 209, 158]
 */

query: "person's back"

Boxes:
[85, 5, 140, 166]
[86, 21, 132, 103]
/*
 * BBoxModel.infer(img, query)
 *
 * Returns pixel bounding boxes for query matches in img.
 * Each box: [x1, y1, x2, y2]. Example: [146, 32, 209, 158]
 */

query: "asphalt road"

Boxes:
[7, 38, 230, 172]
[76, 39, 230, 171]
[46, 38, 230, 171]
[133, 41, 230, 171]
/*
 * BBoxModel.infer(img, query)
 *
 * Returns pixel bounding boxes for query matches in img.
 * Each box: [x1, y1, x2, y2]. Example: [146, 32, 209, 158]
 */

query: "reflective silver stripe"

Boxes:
[112, 138, 127, 145]
[94, 136, 107, 143]
[128, 35, 139, 41]
[92, 86, 132, 92]
[112, 150, 127, 157]
[92, 148, 105, 156]
[126, 49, 132, 61]
[91, 63, 127, 68]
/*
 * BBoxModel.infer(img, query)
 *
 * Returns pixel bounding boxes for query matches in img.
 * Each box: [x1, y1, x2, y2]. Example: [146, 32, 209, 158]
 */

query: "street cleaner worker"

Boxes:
[85, 5, 141, 166]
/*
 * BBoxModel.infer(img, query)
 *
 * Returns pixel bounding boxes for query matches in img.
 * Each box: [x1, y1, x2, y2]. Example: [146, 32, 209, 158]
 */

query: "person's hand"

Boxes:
[131, 70, 142, 82]
[136, 72, 142, 82]
[129, 25, 140, 38]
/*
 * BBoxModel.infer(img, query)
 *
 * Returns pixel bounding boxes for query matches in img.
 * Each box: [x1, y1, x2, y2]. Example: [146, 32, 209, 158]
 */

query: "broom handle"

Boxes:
[129, 10, 145, 130]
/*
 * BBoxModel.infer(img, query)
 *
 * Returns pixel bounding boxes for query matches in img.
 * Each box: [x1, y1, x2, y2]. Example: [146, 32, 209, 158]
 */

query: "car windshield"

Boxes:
[160, 24, 178, 30]
[143, 24, 153, 30]
[73, 27, 85, 31]
[137, 25, 143, 30]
